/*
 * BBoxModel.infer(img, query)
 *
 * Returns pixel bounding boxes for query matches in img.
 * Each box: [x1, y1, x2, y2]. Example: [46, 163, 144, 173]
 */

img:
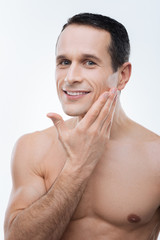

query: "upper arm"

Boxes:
[4, 133, 47, 230]
[153, 137, 160, 206]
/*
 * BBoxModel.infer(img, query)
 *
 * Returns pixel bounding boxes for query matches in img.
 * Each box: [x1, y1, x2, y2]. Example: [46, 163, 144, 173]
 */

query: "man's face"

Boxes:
[55, 24, 119, 117]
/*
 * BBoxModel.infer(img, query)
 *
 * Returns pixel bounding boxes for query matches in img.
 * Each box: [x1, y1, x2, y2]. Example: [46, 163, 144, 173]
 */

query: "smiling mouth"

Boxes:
[63, 90, 90, 96]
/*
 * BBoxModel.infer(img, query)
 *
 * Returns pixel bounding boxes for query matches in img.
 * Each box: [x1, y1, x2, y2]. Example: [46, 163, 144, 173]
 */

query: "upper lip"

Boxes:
[62, 88, 91, 92]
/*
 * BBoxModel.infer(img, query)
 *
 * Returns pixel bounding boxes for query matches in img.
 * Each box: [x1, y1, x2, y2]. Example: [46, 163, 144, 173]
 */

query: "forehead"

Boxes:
[56, 24, 111, 57]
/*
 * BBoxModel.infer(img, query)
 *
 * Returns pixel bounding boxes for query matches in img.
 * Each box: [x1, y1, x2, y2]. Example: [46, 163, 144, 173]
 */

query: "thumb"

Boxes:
[47, 113, 65, 132]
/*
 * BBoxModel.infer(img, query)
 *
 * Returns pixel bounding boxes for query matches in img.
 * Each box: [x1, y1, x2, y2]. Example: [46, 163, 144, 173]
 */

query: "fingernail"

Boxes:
[47, 113, 53, 118]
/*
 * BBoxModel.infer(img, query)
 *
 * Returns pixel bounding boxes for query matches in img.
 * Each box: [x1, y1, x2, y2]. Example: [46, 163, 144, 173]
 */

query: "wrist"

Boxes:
[62, 158, 93, 180]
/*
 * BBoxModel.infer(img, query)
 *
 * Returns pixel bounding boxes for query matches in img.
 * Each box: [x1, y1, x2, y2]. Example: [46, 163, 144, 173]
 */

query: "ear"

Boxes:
[117, 62, 132, 91]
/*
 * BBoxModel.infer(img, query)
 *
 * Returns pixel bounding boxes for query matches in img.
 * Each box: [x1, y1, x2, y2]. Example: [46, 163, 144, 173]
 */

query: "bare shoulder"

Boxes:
[4, 126, 61, 232]
[129, 119, 160, 167]
[16, 116, 75, 151]
[13, 126, 57, 167]
[128, 118, 159, 141]
[13, 117, 75, 174]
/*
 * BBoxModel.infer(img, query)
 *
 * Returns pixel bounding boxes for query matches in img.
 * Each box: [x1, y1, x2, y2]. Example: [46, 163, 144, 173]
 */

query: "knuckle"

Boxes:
[57, 129, 69, 142]
[88, 127, 98, 136]
[99, 98, 106, 105]
[105, 105, 110, 112]
[90, 110, 99, 119]
[77, 125, 85, 133]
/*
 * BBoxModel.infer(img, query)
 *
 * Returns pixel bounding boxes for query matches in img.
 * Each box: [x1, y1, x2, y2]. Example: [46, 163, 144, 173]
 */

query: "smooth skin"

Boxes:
[4, 25, 160, 240]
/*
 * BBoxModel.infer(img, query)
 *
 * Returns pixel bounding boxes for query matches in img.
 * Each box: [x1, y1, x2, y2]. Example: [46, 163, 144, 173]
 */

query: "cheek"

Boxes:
[55, 71, 65, 98]
[107, 72, 119, 88]
[55, 71, 61, 87]
[55, 71, 59, 90]
[55, 79, 60, 98]
[92, 74, 110, 97]
[90, 82, 108, 105]
[93, 71, 118, 96]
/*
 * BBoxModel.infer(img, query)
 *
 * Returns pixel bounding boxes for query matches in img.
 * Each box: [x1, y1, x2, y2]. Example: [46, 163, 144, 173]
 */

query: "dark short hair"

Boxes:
[62, 13, 130, 72]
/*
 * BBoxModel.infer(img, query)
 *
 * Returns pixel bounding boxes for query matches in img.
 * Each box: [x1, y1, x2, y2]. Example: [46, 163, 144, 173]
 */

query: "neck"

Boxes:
[110, 98, 130, 140]
[74, 96, 131, 140]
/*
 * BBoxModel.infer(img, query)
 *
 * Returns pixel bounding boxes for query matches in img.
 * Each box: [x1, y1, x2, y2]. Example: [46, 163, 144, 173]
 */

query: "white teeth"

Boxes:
[66, 91, 87, 96]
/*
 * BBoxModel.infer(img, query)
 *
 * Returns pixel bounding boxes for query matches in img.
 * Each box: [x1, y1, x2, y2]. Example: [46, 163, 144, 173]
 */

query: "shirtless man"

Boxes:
[4, 13, 160, 240]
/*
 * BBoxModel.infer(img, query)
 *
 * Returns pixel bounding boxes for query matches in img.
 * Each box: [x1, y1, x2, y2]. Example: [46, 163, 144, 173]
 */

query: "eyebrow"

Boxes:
[56, 55, 67, 62]
[56, 53, 102, 63]
[81, 54, 102, 63]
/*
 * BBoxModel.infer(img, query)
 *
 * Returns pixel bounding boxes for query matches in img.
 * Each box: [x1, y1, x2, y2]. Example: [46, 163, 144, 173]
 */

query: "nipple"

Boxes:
[127, 214, 141, 223]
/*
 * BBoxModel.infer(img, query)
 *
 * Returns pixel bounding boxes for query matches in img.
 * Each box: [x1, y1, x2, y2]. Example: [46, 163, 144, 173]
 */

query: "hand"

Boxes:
[47, 88, 117, 172]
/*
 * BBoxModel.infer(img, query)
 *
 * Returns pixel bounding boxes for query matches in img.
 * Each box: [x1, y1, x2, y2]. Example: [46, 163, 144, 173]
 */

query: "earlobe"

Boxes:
[117, 62, 132, 91]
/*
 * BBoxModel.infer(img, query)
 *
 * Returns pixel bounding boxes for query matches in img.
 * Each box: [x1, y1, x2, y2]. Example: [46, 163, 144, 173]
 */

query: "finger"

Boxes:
[78, 91, 109, 129]
[91, 88, 117, 131]
[105, 121, 112, 139]
[101, 93, 117, 134]
[47, 113, 65, 133]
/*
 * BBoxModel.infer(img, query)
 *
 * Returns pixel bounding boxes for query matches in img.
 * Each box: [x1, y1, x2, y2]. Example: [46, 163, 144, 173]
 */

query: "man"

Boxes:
[4, 13, 160, 240]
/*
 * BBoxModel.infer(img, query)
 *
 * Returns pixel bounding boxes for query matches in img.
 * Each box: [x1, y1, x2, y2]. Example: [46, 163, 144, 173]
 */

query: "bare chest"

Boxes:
[73, 143, 160, 227]
[45, 141, 160, 228]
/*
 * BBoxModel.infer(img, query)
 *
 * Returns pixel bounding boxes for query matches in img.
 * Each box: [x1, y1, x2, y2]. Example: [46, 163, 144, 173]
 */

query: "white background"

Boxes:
[0, 0, 160, 239]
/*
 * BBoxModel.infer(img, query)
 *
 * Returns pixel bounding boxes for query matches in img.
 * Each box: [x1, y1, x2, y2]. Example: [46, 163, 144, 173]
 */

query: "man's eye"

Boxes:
[86, 60, 96, 66]
[57, 59, 70, 66]
[61, 60, 70, 65]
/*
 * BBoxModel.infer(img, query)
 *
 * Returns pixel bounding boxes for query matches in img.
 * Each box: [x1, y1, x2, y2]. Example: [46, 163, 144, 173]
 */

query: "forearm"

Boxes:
[6, 163, 91, 240]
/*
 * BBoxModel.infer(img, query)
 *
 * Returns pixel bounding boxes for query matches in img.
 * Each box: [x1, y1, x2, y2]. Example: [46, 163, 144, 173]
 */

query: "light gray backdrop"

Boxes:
[0, 0, 160, 239]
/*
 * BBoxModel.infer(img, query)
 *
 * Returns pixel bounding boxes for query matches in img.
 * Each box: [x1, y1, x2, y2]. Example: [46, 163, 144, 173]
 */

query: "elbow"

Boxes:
[4, 224, 13, 240]
[4, 216, 17, 240]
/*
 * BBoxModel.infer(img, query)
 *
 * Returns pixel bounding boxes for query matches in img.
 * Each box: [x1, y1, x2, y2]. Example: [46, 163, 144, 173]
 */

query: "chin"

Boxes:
[62, 105, 89, 117]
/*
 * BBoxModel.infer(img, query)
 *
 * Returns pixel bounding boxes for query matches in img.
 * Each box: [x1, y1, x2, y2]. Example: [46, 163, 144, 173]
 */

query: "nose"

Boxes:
[65, 63, 83, 84]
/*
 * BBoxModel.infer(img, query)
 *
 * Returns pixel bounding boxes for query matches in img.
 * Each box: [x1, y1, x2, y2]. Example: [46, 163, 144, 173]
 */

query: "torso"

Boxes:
[39, 121, 160, 240]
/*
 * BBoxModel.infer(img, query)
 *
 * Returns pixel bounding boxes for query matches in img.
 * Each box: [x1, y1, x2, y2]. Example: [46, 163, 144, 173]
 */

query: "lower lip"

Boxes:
[63, 91, 90, 100]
